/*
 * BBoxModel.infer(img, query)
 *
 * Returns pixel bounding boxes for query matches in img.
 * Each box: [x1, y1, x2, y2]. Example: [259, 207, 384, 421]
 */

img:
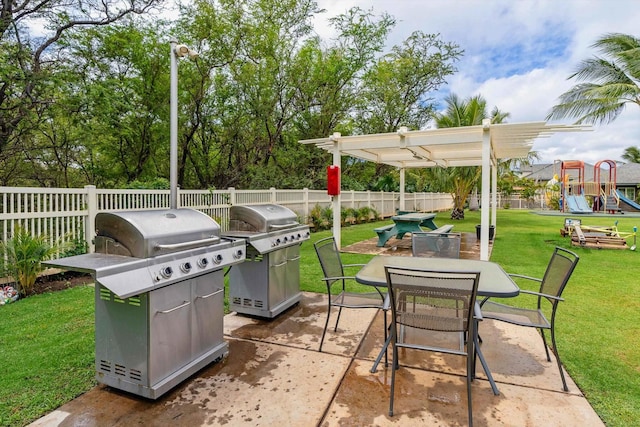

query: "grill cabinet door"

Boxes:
[285, 245, 301, 300]
[268, 249, 287, 307]
[192, 271, 225, 358]
[149, 281, 192, 384]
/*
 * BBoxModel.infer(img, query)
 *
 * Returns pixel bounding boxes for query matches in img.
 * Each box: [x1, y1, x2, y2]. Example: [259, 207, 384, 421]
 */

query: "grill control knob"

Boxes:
[213, 254, 223, 264]
[160, 266, 173, 279]
[198, 258, 209, 268]
[180, 262, 192, 273]
[283, 236, 289, 243]
[297, 233, 301, 239]
[233, 249, 244, 260]
[291, 234, 296, 241]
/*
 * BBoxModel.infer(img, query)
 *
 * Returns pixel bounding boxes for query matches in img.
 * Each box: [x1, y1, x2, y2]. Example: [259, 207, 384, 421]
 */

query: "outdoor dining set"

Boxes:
[314, 228, 580, 426]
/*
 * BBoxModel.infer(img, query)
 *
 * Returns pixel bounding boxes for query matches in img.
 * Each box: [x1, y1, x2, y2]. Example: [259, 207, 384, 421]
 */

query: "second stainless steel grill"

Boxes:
[222, 204, 310, 318]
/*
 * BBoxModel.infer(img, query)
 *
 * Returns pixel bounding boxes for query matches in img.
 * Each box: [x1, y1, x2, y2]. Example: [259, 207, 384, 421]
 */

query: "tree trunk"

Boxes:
[450, 207, 465, 220]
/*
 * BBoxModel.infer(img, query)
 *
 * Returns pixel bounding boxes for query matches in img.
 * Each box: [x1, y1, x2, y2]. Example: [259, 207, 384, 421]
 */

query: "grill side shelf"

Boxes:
[44, 253, 147, 276]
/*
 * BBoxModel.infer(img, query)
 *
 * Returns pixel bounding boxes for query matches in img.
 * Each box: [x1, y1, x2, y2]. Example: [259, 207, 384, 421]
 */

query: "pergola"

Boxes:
[300, 119, 590, 260]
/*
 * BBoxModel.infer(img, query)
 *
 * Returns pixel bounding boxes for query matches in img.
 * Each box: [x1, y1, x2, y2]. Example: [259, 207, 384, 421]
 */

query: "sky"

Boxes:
[313, 0, 640, 165]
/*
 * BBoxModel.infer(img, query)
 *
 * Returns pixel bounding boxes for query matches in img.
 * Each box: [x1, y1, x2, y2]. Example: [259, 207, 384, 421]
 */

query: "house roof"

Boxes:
[523, 161, 640, 185]
[617, 162, 640, 185]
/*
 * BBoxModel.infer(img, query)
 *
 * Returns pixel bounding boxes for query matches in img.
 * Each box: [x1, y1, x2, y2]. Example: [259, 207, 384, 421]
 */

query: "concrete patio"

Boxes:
[28, 232, 605, 426]
[31, 289, 603, 426]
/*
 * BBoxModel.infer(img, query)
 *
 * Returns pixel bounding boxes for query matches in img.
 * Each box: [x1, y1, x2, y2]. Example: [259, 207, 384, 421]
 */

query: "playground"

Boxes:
[554, 160, 640, 214]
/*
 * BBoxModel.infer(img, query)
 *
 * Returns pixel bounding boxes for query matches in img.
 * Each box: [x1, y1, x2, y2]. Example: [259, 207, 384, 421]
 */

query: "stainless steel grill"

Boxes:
[45, 208, 246, 399]
[222, 204, 310, 318]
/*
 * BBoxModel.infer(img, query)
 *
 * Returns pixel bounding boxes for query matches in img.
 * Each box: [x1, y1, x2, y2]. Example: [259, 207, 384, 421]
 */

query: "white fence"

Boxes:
[0, 186, 453, 254]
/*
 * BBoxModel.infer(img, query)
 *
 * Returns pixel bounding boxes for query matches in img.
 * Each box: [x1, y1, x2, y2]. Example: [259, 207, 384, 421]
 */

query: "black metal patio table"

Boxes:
[356, 255, 520, 395]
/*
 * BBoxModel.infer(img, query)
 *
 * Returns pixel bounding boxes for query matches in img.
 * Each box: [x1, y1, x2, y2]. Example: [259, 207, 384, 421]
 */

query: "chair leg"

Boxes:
[466, 348, 474, 427]
[473, 320, 499, 395]
[550, 326, 569, 392]
[383, 310, 389, 367]
[319, 304, 332, 352]
[334, 306, 343, 332]
[539, 328, 552, 362]
[389, 328, 397, 417]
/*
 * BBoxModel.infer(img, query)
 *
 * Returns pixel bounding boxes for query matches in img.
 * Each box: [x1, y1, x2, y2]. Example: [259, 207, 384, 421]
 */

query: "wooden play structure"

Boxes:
[561, 218, 636, 250]
[560, 160, 622, 214]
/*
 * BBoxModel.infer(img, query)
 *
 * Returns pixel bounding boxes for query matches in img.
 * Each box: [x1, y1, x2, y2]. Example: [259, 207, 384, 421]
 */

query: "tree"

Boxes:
[622, 146, 640, 163]
[43, 19, 173, 187]
[354, 31, 462, 134]
[348, 31, 462, 190]
[0, 0, 163, 163]
[547, 33, 640, 125]
[431, 94, 510, 219]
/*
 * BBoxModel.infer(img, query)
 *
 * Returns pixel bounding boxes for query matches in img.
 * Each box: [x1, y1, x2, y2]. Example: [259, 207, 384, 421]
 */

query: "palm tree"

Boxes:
[430, 94, 509, 219]
[547, 33, 640, 125]
[622, 146, 640, 163]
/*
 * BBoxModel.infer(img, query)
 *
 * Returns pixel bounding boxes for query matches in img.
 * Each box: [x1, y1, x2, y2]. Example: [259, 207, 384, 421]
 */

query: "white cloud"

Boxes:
[316, 0, 640, 164]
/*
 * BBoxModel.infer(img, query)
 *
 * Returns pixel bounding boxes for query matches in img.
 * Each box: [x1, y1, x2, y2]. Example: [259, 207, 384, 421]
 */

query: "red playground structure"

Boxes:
[560, 160, 622, 214]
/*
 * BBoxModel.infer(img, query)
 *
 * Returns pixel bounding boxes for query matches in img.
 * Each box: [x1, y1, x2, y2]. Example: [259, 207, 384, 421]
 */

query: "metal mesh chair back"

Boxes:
[539, 247, 579, 299]
[412, 232, 462, 258]
[480, 246, 579, 392]
[385, 267, 479, 334]
[314, 236, 345, 286]
[384, 266, 480, 421]
[313, 236, 388, 354]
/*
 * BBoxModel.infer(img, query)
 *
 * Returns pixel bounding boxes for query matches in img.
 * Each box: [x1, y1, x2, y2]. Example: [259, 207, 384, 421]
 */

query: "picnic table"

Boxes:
[374, 212, 452, 247]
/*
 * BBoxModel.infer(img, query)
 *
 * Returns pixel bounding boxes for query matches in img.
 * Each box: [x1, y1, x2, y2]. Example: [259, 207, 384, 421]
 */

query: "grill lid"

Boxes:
[228, 204, 298, 233]
[95, 209, 221, 258]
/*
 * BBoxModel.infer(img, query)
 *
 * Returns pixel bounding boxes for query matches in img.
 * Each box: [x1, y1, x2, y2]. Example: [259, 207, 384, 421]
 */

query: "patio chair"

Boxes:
[313, 236, 388, 355]
[480, 246, 579, 391]
[384, 266, 480, 425]
[412, 231, 462, 258]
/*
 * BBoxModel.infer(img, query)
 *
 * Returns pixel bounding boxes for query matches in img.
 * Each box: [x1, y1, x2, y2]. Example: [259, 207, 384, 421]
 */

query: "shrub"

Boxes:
[61, 234, 89, 258]
[310, 204, 333, 231]
[357, 206, 372, 222]
[370, 207, 381, 221]
[344, 207, 358, 225]
[0, 226, 59, 297]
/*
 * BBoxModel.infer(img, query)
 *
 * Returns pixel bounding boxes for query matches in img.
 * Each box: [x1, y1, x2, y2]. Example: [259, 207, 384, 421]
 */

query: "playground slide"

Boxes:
[616, 190, 640, 212]
[575, 195, 592, 212]
[565, 195, 592, 214]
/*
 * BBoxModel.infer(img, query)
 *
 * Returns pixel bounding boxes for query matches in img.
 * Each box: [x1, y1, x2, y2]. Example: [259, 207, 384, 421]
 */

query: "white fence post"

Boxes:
[303, 188, 309, 223]
[85, 185, 97, 253]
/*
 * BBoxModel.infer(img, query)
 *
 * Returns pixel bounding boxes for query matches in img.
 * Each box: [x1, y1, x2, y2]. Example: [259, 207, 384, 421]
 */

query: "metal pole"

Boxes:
[170, 41, 179, 210]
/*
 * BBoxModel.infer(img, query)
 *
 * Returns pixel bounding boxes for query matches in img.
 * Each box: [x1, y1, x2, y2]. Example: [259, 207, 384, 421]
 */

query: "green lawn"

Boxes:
[2, 209, 639, 426]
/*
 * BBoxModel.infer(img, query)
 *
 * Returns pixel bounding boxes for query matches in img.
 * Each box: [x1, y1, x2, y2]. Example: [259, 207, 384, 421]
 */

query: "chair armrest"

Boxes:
[321, 275, 356, 282]
[382, 293, 391, 310]
[343, 263, 366, 268]
[508, 273, 542, 283]
[473, 301, 483, 321]
[519, 289, 565, 302]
